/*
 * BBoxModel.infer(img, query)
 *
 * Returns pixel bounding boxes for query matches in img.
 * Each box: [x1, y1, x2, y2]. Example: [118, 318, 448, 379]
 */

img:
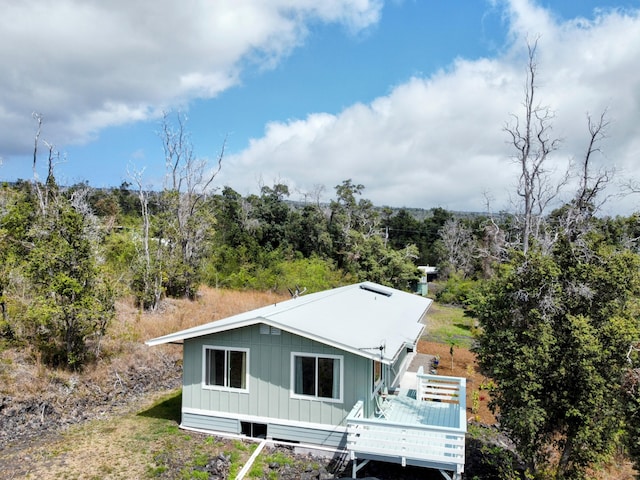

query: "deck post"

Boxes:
[351, 457, 370, 478]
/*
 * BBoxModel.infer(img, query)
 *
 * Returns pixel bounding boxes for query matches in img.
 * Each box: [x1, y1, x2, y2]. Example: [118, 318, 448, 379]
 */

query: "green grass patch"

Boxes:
[424, 302, 476, 348]
[138, 390, 182, 424]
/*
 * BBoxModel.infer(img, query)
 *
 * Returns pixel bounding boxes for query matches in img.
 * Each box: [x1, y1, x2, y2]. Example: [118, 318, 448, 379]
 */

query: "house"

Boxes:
[146, 281, 466, 480]
[416, 265, 438, 295]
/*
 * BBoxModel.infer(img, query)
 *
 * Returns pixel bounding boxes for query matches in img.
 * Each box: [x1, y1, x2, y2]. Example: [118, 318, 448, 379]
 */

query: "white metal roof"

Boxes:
[146, 282, 432, 364]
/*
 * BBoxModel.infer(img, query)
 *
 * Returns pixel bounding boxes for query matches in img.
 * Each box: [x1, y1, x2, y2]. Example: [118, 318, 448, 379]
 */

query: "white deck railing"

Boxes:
[346, 404, 465, 462]
[416, 367, 467, 432]
[346, 373, 467, 479]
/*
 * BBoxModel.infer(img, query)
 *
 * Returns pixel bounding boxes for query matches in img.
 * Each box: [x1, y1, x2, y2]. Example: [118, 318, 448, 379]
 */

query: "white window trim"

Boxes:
[202, 345, 250, 393]
[290, 352, 344, 404]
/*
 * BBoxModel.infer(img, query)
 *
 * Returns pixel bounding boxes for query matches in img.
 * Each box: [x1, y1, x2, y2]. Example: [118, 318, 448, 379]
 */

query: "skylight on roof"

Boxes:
[360, 284, 392, 297]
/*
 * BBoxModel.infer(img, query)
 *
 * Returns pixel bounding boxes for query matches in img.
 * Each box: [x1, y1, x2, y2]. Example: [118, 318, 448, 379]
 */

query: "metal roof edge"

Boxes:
[387, 303, 430, 364]
[144, 282, 364, 346]
[145, 316, 267, 346]
[145, 283, 432, 358]
[147, 315, 392, 364]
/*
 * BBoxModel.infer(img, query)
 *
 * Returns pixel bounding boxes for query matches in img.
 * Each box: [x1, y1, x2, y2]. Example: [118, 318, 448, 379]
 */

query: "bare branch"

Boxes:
[504, 39, 565, 254]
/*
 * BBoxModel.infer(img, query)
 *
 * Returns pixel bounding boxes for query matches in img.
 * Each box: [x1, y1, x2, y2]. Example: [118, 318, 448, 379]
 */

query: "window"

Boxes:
[203, 346, 248, 391]
[291, 353, 343, 402]
[372, 360, 382, 392]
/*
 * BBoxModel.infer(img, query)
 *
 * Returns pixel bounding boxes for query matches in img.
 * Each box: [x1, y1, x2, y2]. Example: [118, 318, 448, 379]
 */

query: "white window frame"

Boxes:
[202, 345, 250, 393]
[290, 352, 344, 403]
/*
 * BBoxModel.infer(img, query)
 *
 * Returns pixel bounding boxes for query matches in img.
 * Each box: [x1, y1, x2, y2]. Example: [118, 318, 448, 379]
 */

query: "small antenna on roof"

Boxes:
[288, 285, 307, 299]
[360, 341, 386, 360]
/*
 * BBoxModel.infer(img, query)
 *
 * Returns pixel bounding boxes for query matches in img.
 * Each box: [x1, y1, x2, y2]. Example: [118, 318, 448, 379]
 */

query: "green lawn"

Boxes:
[423, 301, 476, 348]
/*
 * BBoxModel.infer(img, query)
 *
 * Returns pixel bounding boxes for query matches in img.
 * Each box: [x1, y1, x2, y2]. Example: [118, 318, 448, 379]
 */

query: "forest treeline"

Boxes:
[0, 172, 454, 362]
[4, 164, 638, 364]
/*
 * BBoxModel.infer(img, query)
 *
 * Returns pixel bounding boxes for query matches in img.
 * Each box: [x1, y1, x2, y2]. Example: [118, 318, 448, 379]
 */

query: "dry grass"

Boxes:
[110, 286, 288, 344]
[3, 390, 259, 480]
[1, 287, 288, 401]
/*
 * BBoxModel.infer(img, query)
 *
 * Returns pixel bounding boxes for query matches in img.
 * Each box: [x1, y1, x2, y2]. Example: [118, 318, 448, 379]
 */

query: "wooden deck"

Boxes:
[346, 370, 466, 480]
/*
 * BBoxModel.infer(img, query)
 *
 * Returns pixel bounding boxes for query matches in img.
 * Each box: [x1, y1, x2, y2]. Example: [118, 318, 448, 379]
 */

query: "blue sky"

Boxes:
[2, 0, 640, 214]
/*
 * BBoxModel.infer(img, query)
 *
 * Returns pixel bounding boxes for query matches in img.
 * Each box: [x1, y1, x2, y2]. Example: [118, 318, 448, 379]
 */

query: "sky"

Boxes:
[1, 0, 640, 215]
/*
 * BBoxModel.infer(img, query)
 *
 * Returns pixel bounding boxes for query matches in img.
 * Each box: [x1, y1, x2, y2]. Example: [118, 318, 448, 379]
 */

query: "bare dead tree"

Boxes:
[577, 112, 610, 207]
[128, 167, 162, 310]
[505, 40, 565, 254]
[31, 113, 47, 215]
[561, 110, 613, 237]
[31, 113, 62, 216]
[439, 218, 475, 278]
[296, 183, 326, 209]
[159, 111, 224, 299]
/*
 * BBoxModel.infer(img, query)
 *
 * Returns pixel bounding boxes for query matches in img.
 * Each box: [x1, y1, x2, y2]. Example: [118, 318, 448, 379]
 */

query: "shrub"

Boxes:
[435, 273, 480, 306]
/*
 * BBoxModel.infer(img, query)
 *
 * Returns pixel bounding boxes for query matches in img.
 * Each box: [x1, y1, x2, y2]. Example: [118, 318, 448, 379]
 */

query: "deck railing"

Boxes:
[346, 393, 466, 477]
[416, 367, 467, 432]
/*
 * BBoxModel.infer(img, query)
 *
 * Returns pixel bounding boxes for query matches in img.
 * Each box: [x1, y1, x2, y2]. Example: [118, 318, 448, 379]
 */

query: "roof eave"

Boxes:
[146, 317, 396, 363]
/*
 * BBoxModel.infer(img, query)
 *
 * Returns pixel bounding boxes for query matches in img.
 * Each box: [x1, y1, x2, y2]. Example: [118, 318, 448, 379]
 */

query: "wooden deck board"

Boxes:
[385, 392, 461, 429]
[346, 372, 466, 479]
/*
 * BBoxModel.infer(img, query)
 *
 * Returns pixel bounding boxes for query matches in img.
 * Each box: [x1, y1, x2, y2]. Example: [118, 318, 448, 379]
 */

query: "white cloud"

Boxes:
[222, 0, 640, 214]
[0, 0, 382, 155]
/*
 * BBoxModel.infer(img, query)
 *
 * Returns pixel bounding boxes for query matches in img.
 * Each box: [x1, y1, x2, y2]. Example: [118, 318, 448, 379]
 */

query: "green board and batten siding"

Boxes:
[181, 323, 375, 445]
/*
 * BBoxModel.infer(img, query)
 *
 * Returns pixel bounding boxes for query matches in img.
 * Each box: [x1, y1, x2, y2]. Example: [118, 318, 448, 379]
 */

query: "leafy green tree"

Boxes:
[114, 181, 140, 222]
[422, 207, 453, 266]
[288, 203, 332, 258]
[213, 186, 254, 248]
[470, 238, 640, 479]
[250, 183, 292, 250]
[386, 208, 422, 251]
[328, 180, 381, 268]
[0, 185, 36, 334]
[26, 198, 115, 369]
[623, 360, 640, 471]
[340, 231, 419, 289]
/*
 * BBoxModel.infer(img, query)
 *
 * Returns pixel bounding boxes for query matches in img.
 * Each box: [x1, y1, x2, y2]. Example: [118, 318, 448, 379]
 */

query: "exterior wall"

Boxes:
[390, 346, 412, 386]
[181, 324, 371, 429]
[182, 411, 240, 434]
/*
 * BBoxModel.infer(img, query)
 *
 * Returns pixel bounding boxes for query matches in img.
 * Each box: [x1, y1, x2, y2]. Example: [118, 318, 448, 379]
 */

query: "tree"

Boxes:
[158, 111, 223, 299]
[129, 111, 223, 307]
[436, 218, 476, 278]
[386, 209, 421, 251]
[470, 239, 640, 478]
[250, 183, 292, 250]
[26, 193, 115, 369]
[504, 41, 565, 254]
[288, 203, 332, 258]
[623, 347, 640, 471]
[5, 120, 116, 368]
[422, 207, 453, 266]
[0, 184, 35, 333]
[329, 180, 382, 268]
[213, 186, 254, 248]
[130, 169, 163, 310]
[552, 110, 613, 239]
